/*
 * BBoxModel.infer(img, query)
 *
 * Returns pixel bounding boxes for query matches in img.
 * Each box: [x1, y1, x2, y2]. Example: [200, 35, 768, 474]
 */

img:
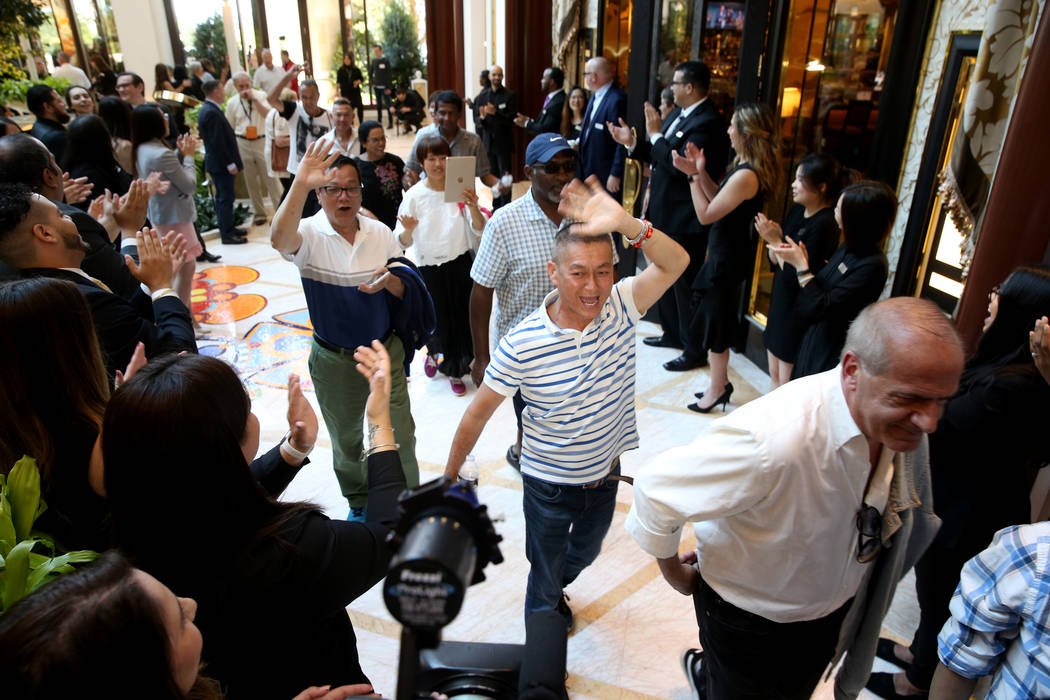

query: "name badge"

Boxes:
[838, 262, 848, 274]
[675, 130, 684, 138]
[594, 123, 604, 131]
[498, 103, 506, 110]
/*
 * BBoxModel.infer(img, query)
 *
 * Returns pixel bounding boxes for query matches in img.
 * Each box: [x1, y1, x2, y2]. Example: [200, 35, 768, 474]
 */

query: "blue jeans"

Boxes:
[521, 468, 619, 620]
[211, 170, 237, 238]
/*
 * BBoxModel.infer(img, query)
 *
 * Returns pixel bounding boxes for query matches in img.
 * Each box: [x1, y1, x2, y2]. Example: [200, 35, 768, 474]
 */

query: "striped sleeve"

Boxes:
[483, 329, 527, 397]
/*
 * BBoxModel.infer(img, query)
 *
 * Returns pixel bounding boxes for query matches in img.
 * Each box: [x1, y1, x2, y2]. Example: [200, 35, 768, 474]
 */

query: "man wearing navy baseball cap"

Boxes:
[467, 133, 577, 468]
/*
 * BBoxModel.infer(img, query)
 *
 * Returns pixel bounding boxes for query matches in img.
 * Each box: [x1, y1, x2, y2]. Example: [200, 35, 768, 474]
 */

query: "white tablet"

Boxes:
[444, 156, 476, 204]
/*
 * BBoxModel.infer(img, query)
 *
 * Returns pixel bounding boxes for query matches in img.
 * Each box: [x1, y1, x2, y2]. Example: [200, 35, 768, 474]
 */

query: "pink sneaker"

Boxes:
[424, 355, 438, 378]
[450, 377, 466, 395]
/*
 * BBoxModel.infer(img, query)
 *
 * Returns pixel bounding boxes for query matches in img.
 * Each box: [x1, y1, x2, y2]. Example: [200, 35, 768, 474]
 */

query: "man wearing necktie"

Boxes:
[610, 60, 729, 371]
[577, 57, 627, 196]
[514, 67, 566, 135]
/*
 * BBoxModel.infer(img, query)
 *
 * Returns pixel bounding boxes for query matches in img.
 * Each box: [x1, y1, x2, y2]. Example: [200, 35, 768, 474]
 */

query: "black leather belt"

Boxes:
[313, 334, 354, 355]
[237, 135, 262, 140]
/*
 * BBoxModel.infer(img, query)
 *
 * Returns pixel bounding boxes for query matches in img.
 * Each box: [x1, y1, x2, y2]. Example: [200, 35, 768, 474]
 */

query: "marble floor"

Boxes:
[192, 131, 916, 699]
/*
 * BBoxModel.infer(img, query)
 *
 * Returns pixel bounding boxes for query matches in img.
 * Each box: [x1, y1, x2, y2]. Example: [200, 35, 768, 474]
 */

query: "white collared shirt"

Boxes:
[626, 367, 896, 623]
[649, 96, 707, 146]
[587, 82, 612, 124]
[315, 128, 359, 158]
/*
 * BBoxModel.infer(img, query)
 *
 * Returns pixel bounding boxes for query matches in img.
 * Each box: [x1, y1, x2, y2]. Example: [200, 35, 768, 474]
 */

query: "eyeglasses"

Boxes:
[532, 160, 577, 175]
[671, 80, 690, 86]
[988, 285, 1001, 304]
[855, 504, 883, 564]
[320, 185, 363, 197]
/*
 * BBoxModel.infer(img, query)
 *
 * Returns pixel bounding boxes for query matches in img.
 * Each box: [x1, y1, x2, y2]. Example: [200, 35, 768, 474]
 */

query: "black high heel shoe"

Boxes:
[687, 382, 734, 414]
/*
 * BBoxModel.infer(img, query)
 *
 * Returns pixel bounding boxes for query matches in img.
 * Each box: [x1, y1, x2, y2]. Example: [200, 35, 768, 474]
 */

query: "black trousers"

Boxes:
[655, 233, 705, 356]
[692, 575, 850, 700]
[486, 141, 512, 209]
[418, 252, 474, 378]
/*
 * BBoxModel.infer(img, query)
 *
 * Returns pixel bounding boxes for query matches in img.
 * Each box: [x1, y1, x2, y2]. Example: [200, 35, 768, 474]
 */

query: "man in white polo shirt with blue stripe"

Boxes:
[445, 176, 688, 627]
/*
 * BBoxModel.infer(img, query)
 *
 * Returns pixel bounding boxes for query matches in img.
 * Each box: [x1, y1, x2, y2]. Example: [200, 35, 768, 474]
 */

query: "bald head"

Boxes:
[489, 65, 504, 90]
[843, 297, 963, 376]
[584, 57, 614, 91]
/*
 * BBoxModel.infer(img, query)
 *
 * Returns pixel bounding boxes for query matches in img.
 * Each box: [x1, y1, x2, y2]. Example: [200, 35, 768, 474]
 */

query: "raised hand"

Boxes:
[125, 227, 176, 292]
[643, 101, 662, 136]
[114, 179, 149, 232]
[767, 237, 809, 270]
[754, 212, 783, 245]
[159, 229, 188, 276]
[115, 341, 147, 388]
[607, 118, 633, 147]
[557, 176, 634, 236]
[286, 372, 318, 455]
[144, 170, 170, 196]
[397, 214, 419, 231]
[354, 339, 392, 423]
[176, 133, 199, 159]
[1030, 316, 1050, 385]
[294, 139, 340, 190]
[62, 171, 92, 205]
[684, 142, 705, 173]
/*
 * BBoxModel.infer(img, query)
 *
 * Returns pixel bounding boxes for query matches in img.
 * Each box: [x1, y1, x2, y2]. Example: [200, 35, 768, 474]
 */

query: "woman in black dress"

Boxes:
[768, 181, 895, 379]
[561, 86, 587, 141]
[754, 153, 842, 388]
[336, 53, 364, 125]
[673, 102, 781, 412]
[867, 265, 1050, 699]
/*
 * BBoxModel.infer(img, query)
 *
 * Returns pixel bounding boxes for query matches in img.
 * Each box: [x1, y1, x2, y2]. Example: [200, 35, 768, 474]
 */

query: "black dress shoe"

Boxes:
[664, 354, 708, 371]
[643, 335, 684, 349]
[221, 236, 248, 245]
[865, 671, 927, 700]
[876, 637, 911, 669]
[196, 251, 221, 263]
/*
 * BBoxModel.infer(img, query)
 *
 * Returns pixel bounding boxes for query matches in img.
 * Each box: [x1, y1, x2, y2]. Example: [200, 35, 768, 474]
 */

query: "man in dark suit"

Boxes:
[476, 65, 516, 209]
[26, 84, 71, 163]
[198, 79, 247, 244]
[0, 133, 148, 296]
[611, 60, 730, 371]
[0, 183, 196, 375]
[577, 57, 627, 195]
[514, 66, 566, 136]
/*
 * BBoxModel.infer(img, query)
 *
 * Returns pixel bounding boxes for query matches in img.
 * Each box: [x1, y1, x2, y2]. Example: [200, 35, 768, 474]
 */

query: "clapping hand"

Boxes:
[754, 212, 783, 245]
[354, 339, 392, 424]
[557, 176, 634, 236]
[672, 142, 705, 176]
[125, 227, 177, 292]
[144, 170, 171, 196]
[1031, 316, 1050, 385]
[286, 372, 318, 457]
[114, 341, 147, 388]
[607, 118, 634, 147]
[176, 133, 199, 159]
[767, 236, 809, 271]
[643, 101, 662, 136]
[115, 179, 150, 232]
[294, 139, 339, 190]
[62, 171, 92, 205]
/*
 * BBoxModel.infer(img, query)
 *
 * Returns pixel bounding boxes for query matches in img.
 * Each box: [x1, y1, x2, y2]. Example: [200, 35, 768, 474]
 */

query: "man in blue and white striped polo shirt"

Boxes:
[445, 176, 688, 626]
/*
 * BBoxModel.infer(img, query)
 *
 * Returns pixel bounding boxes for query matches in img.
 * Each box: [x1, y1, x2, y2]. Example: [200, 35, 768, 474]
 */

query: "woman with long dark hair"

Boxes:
[0, 550, 374, 699]
[755, 152, 844, 388]
[673, 102, 780, 412]
[0, 278, 112, 551]
[867, 265, 1050, 700]
[99, 95, 134, 173]
[561, 85, 587, 140]
[336, 53, 364, 125]
[769, 180, 894, 380]
[63, 114, 133, 206]
[132, 103, 199, 307]
[103, 342, 406, 699]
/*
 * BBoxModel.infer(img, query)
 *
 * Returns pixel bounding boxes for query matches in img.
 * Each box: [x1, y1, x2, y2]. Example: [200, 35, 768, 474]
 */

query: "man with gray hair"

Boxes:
[227, 70, 284, 225]
[626, 296, 965, 700]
